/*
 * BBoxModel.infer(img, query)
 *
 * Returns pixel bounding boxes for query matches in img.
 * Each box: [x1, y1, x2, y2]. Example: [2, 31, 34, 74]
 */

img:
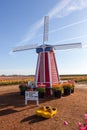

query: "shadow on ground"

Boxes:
[21, 114, 47, 124]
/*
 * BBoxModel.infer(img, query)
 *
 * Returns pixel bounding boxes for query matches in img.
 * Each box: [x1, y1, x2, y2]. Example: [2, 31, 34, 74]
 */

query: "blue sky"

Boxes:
[0, 0, 87, 75]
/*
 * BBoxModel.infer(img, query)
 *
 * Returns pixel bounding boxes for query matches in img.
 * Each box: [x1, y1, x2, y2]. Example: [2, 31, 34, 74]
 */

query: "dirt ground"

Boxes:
[0, 83, 87, 130]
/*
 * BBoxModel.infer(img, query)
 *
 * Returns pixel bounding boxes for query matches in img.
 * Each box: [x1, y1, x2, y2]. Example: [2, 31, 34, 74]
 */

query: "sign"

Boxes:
[25, 91, 39, 105]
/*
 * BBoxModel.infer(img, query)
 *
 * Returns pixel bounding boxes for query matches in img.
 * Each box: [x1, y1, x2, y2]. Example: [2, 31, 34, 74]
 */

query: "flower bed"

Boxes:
[52, 84, 63, 98]
[36, 84, 46, 98]
[52, 80, 75, 97]
[19, 82, 28, 95]
[62, 81, 75, 96]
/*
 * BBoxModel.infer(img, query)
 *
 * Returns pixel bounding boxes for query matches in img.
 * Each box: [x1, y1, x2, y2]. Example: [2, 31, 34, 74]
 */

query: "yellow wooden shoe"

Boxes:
[36, 106, 57, 118]
[42, 107, 57, 118]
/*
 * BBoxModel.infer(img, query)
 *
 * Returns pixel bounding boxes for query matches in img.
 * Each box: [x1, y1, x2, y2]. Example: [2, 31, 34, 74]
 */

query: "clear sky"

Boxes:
[0, 0, 87, 75]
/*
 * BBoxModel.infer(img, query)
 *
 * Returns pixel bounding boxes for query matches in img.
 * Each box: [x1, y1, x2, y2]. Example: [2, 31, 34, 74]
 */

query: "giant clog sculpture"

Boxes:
[36, 106, 57, 118]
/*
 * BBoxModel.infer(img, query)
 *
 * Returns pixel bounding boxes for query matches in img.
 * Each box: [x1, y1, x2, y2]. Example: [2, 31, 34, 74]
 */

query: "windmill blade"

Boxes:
[53, 43, 82, 50]
[13, 44, 39, 52]
[43, 16, 49, 44]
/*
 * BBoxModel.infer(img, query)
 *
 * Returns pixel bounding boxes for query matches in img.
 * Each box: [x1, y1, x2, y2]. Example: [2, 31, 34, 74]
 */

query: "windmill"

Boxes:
[13, 16, 82, 95]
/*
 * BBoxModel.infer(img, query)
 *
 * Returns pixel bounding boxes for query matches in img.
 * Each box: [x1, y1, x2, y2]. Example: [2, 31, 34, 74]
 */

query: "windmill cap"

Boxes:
[36, 44, 54, 53]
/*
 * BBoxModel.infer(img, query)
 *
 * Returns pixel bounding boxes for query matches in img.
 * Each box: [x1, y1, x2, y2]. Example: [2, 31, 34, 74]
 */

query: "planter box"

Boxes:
[19, 84, 28, 96]
[38, 92, 45, 98]
[20, 91, 25, 96]
[63, 87, 71, 96]
[54, 90, 62, 98]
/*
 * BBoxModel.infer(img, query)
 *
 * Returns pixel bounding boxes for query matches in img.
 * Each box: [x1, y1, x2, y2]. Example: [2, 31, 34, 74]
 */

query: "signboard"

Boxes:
[25, 91, 39, 105]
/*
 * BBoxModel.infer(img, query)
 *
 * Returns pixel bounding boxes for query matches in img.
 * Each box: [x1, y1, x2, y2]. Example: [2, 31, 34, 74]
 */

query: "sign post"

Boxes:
[25, 91, 39, 105]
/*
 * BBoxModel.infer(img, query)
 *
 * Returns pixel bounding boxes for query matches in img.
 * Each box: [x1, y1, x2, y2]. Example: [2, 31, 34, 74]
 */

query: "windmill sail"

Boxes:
[43, 16, 49, 44]
[53, 43, 82, 50]
[13, 44, 38, 52]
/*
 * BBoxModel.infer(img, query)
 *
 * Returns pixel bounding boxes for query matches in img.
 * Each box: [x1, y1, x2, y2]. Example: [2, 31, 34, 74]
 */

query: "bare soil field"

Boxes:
[0, 83, 87, 130]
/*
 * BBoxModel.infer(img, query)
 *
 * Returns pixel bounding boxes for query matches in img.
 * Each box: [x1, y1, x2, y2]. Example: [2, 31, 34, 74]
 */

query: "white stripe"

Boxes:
[48, 52, 52, 95]
[35, 53, 41, 86]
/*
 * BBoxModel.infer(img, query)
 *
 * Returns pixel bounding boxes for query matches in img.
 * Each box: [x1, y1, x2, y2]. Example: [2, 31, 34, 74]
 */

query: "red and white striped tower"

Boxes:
[35, 45, 60, 95]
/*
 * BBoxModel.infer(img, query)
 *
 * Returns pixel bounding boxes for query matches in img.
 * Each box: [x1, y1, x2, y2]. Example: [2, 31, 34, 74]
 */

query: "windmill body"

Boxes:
[13, 16, 82, 95]
[35, 45, 59, 94]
